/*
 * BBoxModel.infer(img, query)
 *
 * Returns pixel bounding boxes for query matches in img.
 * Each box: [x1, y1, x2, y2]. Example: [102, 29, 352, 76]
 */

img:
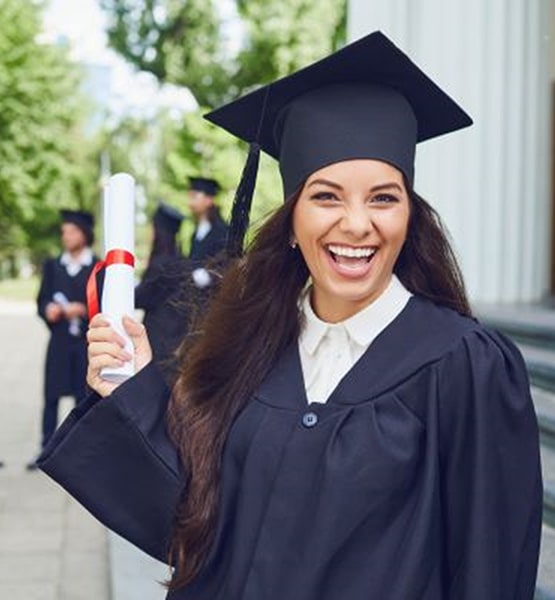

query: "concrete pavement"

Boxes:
[0, 301, 110, 599]
[0, 299, 168, 599]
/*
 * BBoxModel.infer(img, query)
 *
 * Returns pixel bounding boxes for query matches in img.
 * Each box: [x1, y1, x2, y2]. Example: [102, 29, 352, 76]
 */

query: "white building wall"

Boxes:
[348, 0, 553, 303]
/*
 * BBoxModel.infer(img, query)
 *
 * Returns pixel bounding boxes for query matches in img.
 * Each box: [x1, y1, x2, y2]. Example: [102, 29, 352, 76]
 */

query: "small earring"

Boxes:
[290, 240, 297, 249]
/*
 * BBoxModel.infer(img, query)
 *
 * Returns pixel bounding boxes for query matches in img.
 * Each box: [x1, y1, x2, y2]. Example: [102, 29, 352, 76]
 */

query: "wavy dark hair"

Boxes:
[166, 184, 470, 590]
[148, 227, 181, 265]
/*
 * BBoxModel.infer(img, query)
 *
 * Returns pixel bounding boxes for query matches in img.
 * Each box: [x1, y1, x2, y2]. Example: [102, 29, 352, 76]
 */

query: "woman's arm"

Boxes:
[36, 259, 63, 327]
[438, 329, 542, 599]
[38, 315, 184, 563]
[38, 362, 184, 563]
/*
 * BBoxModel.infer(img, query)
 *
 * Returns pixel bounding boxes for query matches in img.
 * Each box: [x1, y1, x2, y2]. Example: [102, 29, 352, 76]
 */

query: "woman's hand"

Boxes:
[87, 314, 153, 397]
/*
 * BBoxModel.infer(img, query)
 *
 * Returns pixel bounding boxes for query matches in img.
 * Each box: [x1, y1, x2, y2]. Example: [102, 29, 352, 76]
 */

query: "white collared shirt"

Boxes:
[298, 275, 412, 404]
[60, 247, 93, 277]
[195, 219, 212, 241]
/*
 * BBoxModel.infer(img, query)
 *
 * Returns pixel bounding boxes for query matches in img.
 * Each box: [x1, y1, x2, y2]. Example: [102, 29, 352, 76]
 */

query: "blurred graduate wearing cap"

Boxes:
[29, 209, 99, 469]
[135, 202, 197, 384]
[187, 176, 228, 263]
[185, 176, 229, 292]
[39, 31, 541, 598]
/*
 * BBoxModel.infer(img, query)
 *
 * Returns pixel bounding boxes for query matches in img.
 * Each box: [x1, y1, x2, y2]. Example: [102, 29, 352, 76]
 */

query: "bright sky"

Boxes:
[41, 0, 197, 118]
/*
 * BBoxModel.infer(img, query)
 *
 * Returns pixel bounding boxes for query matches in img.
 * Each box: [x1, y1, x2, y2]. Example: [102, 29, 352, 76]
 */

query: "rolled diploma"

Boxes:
[100, 173, 135, 383]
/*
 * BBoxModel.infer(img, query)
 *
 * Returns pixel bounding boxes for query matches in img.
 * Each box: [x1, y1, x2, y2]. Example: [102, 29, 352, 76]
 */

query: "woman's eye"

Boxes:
[310, 191, 340, 202]
[371, 194, 399, 204]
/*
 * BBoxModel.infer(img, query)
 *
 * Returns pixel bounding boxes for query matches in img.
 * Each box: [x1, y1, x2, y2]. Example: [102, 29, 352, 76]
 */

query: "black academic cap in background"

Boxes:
[60, 209, 94, 233]
[153, 202, 185, 235]
[188, 177, 221, 197]
[204, 30, 473, 255]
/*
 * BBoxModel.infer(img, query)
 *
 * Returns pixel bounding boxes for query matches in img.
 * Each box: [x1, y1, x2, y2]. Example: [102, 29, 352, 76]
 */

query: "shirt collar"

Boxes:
[299, 275, 412, 356]
[300, 294, 330, 355]
[195, 219, 212, 241]
[60, 247, 93, 267]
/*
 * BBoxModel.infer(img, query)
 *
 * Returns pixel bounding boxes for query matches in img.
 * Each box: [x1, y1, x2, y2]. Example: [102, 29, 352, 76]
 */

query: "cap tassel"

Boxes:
[226, 142, 261, 257]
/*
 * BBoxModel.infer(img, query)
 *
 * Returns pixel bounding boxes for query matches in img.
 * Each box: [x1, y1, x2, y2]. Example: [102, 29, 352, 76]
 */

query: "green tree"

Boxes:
[100, 0, 347, 108]
[159, 107, 282, 229]
[99, 0, 231, 107]
[0, 0, 95, 269]
[99, 0, 347, 250]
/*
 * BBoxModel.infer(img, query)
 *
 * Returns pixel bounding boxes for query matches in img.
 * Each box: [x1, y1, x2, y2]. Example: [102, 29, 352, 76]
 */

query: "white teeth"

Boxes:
[328, 244, 376, 258]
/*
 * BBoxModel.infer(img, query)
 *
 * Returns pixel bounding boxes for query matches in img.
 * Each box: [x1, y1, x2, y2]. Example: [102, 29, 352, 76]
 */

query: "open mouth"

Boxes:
[326, 244, 377, 270]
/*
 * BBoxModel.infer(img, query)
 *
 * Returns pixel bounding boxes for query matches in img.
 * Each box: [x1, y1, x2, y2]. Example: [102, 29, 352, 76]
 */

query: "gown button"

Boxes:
[302, 412, 318, 428]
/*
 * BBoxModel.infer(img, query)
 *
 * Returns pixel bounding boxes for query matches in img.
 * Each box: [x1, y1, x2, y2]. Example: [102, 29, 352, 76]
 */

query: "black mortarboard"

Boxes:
[153, 202, 185, 234]
[204, 30, 472, 256]
[60, 209, 94, 233]
[188, 177, 221, 197]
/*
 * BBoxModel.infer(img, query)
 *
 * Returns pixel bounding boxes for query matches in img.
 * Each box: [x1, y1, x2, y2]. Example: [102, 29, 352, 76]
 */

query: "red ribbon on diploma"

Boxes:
[86, 249, 135, 320]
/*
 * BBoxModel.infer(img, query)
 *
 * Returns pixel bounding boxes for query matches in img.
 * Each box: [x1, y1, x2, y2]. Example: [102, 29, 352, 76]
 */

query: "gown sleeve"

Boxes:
[37, 362, 184, 563]
[438, 328, 543, 599]
[36, 258, 54, 326]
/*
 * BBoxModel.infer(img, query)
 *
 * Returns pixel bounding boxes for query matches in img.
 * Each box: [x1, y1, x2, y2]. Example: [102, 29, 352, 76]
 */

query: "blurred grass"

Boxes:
[0, 277, 39, 301]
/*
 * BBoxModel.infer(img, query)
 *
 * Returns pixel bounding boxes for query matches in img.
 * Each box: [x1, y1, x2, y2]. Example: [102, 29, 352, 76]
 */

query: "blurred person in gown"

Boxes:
[28, 209, 97, 469]
[187, 177, 228, 290]
[135, 202, 192, 384]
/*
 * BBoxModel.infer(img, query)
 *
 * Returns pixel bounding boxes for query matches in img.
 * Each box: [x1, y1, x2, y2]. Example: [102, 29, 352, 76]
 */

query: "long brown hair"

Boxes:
[396, 186, 470, 315]
[166, 184, 470, 590]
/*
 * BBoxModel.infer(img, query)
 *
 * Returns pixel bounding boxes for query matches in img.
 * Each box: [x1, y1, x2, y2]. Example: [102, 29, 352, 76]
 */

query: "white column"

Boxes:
[347, 0, 552, 304]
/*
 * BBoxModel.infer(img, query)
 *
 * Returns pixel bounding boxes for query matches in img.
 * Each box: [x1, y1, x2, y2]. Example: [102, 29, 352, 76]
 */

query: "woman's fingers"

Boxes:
[122, 315, 153, 371]
[86, 314, 153, 396]
[122, 315, 148, 345]
[86, 367, 117, 398]
[87, 324, 126, 347]
[86, 314, 135, 397]
[88, 341, 132, 361]
[89, 313, 110, 328]
[88, 353, 126, 371]
[88, 314, 131, 348]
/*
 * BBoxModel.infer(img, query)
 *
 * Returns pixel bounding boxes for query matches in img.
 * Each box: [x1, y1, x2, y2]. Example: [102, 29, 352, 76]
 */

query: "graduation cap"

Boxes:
[204, 30, 473, 256]
[60, 209, 94, 234]
[153, 202, 185, 235]
[188, 177, 221, 197]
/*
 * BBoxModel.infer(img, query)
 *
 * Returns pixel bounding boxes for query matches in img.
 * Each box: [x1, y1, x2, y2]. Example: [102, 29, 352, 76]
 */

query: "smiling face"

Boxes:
[292, 159, 410, 322]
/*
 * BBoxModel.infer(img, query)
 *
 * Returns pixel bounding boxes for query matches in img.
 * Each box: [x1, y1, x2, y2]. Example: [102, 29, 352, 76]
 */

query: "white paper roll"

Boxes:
[100, 173, 135, 383]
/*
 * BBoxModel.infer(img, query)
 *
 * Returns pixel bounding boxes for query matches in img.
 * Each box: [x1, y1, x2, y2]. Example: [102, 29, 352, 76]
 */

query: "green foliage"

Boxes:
[99, 0, 347, 248]
[100, 0, 347, 108]
[0, 0, 98, 268]
[100, 0, 231, 107]
[159, 108, 282, 225]
[234, 0, 348, 90]
[0, 275, 39, 301]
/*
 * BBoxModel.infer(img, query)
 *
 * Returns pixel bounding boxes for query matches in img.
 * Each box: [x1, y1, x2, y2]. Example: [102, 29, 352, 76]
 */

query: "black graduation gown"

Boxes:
[37, 255, 97, 399]
[189, 219, 228, 262]
[38, 296, 542, 599]
[135, 256, 201, 384]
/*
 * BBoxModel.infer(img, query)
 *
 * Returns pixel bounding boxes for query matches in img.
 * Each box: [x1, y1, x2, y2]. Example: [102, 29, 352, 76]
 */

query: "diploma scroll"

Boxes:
[100, 173, 136, 383]
[53, 291, 80, 336]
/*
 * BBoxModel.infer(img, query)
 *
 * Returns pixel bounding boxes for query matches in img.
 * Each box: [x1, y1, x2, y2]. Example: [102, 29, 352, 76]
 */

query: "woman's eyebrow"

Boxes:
[307, 179, 403, 193]
[307, 178, 343, 190]
[370, 182, 403, 193]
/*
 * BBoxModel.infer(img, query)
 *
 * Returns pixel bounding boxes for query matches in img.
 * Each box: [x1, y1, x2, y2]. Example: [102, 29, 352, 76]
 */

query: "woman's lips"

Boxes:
[325, 244, 377, 279]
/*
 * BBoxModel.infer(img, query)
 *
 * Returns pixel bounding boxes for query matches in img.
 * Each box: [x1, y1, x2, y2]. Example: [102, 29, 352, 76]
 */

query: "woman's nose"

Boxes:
[338, 203, 372, 239]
